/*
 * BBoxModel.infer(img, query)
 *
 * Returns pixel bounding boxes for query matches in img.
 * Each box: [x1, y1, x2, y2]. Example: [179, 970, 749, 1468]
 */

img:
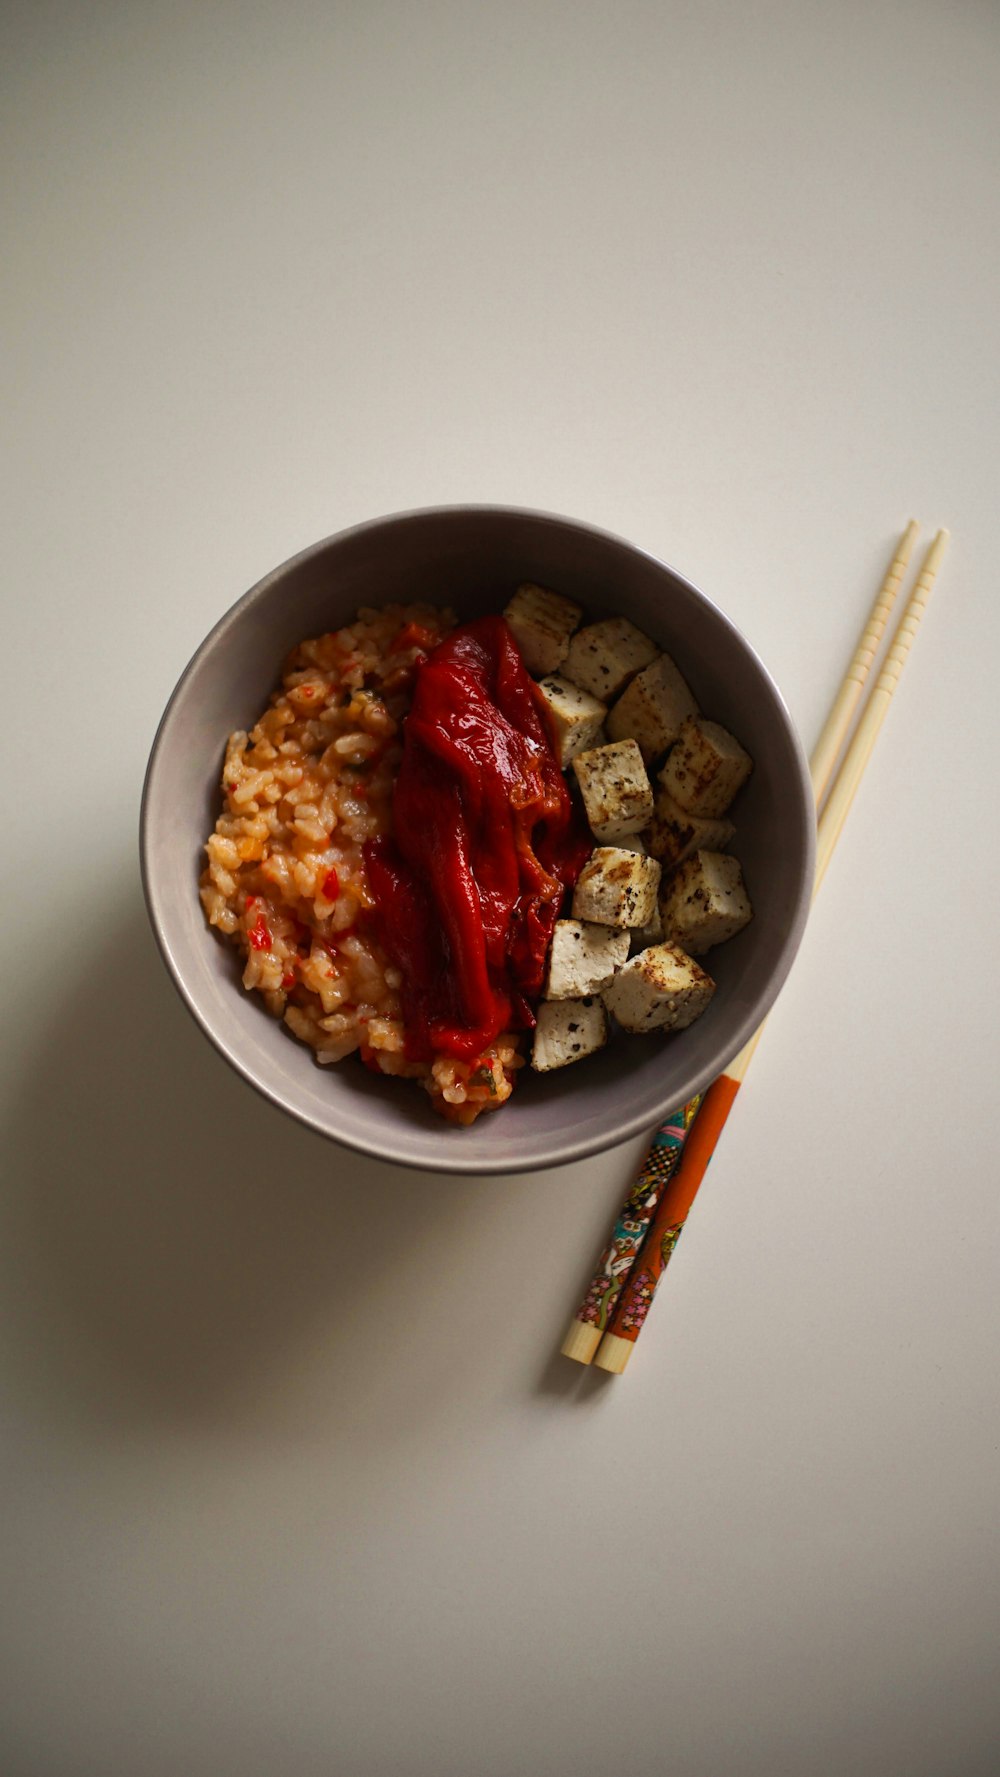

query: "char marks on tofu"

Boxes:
[659, 851, 753, 956]
[571, 739, 655, 844]
[658, 715, 753, 818]
[603, 943, 716, 1034]
[503, 583, 583, 676]
[571, 846, 662, 929]
[606, 653, 698, 763]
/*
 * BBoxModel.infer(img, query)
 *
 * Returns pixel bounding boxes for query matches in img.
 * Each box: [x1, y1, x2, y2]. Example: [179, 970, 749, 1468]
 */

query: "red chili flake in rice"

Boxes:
[390, 620, 436, 653]
[321, 868, 340, 901]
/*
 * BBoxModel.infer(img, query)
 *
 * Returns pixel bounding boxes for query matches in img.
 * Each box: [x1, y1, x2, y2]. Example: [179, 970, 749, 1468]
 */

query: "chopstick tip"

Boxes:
[560, 1321, 602, 1365]
[593, 1333, 633, 1375]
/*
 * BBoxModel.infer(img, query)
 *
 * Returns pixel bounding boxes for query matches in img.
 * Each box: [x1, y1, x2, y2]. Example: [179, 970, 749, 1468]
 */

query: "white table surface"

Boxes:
[4, 4, 998, 1774]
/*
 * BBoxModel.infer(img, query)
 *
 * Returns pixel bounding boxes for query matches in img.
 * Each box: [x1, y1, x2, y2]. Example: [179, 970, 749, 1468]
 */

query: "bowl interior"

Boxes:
[142, 507, 814, 1173]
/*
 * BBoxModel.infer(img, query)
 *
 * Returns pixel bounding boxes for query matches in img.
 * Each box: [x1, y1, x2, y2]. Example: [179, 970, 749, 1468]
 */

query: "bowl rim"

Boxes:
[140, 503, 815, 1174]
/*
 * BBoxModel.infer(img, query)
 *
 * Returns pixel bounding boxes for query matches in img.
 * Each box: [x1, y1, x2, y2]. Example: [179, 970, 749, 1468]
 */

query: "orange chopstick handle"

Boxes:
[602, 1072, 742, 1344]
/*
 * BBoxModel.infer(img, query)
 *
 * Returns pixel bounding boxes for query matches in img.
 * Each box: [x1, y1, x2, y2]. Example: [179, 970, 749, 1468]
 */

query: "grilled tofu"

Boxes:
[571, 846, 662, 929]
[606, 653, 699, 762]
[659, 850, 753, 955]
[572, 739, 655, 843]
[658, 715, 753, 818]
[503, 582, 583, 675]
[536, 674, 607, 766]
[645, 783, 735, 870]
[531, 996, 608, 1070]
[544, 919, 630, 999]
[629, 898, 664, 954]
[603, 942, 716, 1033]
[563, 617, 659, 701]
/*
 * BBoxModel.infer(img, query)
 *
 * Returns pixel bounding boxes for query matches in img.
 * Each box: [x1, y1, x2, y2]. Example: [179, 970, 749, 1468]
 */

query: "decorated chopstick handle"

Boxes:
[560, 1098, 701, 1363]
[594, 1072, 741, 1371]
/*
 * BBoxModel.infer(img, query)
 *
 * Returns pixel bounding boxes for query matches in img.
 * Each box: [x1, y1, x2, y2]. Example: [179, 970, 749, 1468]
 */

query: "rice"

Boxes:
[199, 603, 525, 1125]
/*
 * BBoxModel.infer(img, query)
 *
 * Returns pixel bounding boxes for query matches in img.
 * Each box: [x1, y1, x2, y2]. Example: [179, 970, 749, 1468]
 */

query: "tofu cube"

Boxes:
[531, 996, 608, 1071]
[544, 919, 630, 999]
[536, 674, 607, 766]
[630, 899, 664, 955]
[606, 653, 699, 762]
[658, 716, 753, 818]
[645, 784, 735, 870]
[571, 846, 661, 928]
[503, 582, 582, 675]
[563, 618, 659, 701]
[572, 739, 654, 842]
[659, 850, 753, 955]
[603, 943, 716, 1033]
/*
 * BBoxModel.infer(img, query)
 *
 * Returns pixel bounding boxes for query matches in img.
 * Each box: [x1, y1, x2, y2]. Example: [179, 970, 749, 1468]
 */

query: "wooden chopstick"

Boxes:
[560, 1099, 703, 1364]
[809, 520, 920, 807]
[813, 527, 948, 889]
[567, 524, 948, 1374]
[560, 523, 928, 1366]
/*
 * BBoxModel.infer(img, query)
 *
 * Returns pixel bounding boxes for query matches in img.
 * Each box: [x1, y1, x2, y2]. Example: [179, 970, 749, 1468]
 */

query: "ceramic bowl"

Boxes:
[141, 507, 814, 1174]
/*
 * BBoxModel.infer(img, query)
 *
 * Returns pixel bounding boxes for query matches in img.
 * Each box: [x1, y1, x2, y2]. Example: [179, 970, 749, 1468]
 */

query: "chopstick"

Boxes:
[592, 525, 948, 1373]
[560, 1098, 702, 1364]
[560, 522, 926, 1367]
[813, 527, 948, 888]
[561, 522, 947, 1374]
[809, 519, 920, 806]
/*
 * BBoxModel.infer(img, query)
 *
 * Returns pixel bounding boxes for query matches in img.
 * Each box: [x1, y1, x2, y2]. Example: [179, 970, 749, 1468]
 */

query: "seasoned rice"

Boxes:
[199, 604, 525, 1124]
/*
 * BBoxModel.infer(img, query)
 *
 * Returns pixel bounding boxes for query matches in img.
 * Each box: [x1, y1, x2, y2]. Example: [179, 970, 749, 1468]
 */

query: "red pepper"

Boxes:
[365, 616, 589, 1061]
[281, 970, 296, 989]
[321, 868, 341, 901]
[390, 620, 436, 653]
[248, 914, 272, 951]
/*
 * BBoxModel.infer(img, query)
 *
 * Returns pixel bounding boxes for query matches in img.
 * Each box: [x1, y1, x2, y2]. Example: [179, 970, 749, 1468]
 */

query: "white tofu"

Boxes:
[571, 846, 661, 928]
[544, 919, 630, 999]
[603, 942, 716, 1034]
[563, 617, 659, 701]
[659, 850, 753, 955]
[658, 715, 753, 818]
[606, 653, 699, 762]
[630, 898, 664, 955]
[503, 582, 582, 676]
[536, 674, 607, 766]
[572, 739, 655, 842]
[645, 784, 735, 870]
[531, 996, 608, 1071]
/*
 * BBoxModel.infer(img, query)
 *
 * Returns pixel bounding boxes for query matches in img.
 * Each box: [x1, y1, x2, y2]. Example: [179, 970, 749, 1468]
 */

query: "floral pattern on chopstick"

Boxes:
[616, 1224, 684, 1333]
[573, 1098, 700, 1332]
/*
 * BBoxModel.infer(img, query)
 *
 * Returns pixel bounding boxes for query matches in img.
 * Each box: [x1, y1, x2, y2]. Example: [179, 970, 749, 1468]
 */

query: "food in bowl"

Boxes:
[200, 579, 756, 1126]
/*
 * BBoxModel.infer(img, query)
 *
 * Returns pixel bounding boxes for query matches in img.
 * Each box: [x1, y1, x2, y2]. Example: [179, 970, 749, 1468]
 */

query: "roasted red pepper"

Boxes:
[365, 616, 589, 1060]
